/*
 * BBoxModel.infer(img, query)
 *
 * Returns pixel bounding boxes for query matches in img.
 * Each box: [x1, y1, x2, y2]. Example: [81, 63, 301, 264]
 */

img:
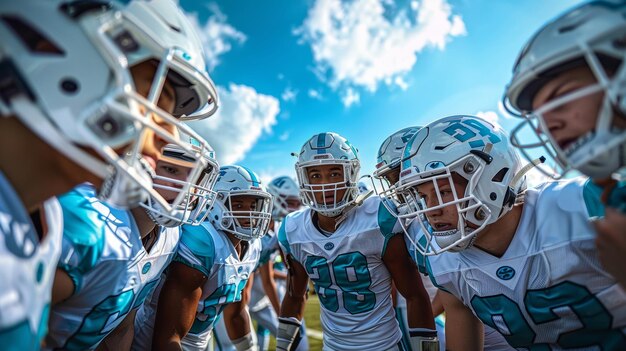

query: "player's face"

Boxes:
[153, 159, 192, 202]
[131, 61, 179, 171]
[230, 195, 261, 228]
[415, 175, 468, 231]
[532, 66, 625, 153]
[306, 164, 347, 206]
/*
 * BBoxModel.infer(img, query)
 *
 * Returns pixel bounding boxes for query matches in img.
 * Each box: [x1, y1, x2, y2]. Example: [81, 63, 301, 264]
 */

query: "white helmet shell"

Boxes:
[267, 176, 301, 219]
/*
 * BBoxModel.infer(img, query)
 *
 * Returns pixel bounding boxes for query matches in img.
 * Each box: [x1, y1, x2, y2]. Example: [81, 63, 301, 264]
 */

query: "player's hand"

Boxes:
[594, 207, 626, 289]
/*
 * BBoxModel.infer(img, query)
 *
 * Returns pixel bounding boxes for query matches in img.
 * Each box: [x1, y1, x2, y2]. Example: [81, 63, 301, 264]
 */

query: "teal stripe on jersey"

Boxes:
[378, 200, 399, 256]
[317, 132, 327, 154]
[277, 219, 291, 255]
[582, 179, 605, 218]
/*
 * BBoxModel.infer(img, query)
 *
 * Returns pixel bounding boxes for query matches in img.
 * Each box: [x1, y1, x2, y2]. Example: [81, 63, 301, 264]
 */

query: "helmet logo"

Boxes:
[496, 266, 515, 280]
[443, 119, 502, 148]
[142, 262, 152, 274]
[324, 242, 334, 250]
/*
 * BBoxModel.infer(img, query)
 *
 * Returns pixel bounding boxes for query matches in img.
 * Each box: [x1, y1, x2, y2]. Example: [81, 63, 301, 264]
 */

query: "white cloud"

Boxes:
[341, 88, 360, 107]
[295, 0, 466, 93]
[281, 87, 299, 102]
[185, 4, 246, 71]
[475, 110, 501, 126]
[279, 131, 290, 141]
[189, 84, 280, 165]
[308, 89, 324, 100]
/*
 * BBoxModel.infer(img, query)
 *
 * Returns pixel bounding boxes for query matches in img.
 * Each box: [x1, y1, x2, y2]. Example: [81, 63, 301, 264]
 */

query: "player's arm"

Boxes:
[432, 290, 444, 317]
[276, 253, 308, 351]
[439, 290, 483, 351]
[51, 269, 75, 305]
[222, 287, 257, 351]
[259, 260, 281, 314]
[95, 309, 137, 351]
[383, 234, 438, 350]
[152, 262, 206, 351]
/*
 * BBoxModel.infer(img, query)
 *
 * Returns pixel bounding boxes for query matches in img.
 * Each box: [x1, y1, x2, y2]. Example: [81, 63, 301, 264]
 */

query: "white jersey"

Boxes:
[46, 184, 179, 350]
[279, 196, 403, 351]
[133, 222, 261, 351]
[410, 178, 626, 350]
[0, 172, 63, 351]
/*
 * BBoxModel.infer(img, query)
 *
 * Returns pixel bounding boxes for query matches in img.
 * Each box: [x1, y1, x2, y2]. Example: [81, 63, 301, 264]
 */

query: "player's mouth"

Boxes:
[560, 132, 593, 156]
[142, 155, 158, 172]
[432, 222, 455, 231]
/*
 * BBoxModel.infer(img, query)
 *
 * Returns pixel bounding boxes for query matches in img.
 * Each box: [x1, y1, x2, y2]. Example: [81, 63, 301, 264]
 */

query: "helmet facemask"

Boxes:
[214, 191, 273, 241]
[296, 159, 360, 218]
[142, 142, 220, 227]
[510, 52, 626, 179]
[396, 155, 493, 256]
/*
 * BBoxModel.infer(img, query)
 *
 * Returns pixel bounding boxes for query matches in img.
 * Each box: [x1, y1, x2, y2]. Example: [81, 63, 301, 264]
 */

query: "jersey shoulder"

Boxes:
[175, 222, 218, 276]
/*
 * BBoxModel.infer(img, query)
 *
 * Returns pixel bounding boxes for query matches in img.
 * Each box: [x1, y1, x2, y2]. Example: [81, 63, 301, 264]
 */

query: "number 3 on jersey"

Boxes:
[305, 251, 375, 314]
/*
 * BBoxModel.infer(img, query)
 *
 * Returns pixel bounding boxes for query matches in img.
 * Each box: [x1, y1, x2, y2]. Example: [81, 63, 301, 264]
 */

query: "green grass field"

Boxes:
[268, 294, 323, 350]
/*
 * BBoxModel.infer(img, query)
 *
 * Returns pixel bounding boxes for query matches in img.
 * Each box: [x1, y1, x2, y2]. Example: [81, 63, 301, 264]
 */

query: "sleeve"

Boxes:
[582, 178, 606, 218]
[277, 218, 291, 256]
[56, 187, 106, 294]
[377, 199, 401, 256]
[173, 224, 215, 277]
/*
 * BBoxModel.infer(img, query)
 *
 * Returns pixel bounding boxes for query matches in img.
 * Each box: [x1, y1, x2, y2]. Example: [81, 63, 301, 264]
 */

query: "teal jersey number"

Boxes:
[305, 252, 375, 314]
[63, 280, 159, 350]
[190, 279, 248, 334]
[471, 281, 626, 350]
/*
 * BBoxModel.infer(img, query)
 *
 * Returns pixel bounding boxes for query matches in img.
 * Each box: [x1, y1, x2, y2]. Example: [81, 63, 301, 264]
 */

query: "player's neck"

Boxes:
[0, 118, 98, 213]
[314, 211, 338, 234]
[131, 207, 158, 239]
[472, 203, 524, 258]
[225, 232, 248, 259]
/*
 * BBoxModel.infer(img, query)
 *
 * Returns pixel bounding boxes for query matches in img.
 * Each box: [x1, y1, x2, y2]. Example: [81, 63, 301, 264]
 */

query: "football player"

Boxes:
[504, 0, 626, 289]
[392, 115, 626, 350]
[277, 132, 436, 351]
[46, 138, 218, 351]
[132, 165, 272, 351]
[0, 0, 217, 349]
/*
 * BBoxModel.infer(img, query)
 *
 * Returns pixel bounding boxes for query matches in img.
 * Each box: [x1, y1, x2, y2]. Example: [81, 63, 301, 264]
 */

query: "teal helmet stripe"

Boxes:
[345, 140, 358, 159]
[316, 132, 327, 154]
[241, 166, 260, 187]
[402, 133, 417, 170]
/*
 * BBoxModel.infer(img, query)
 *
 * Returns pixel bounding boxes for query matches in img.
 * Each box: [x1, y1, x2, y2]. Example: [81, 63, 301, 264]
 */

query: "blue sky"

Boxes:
[183, 0, 584, 185]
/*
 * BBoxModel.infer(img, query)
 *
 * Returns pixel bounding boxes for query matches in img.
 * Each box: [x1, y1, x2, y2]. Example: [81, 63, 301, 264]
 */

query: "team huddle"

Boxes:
[0, 0, 625, 350]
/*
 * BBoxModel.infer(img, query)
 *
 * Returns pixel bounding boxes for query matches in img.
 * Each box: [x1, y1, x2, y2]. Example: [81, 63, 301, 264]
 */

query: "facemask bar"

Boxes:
[219, 191, 273, 241]
[508, 36, 626, 179]
[296, 159, 359, 216]
[143, 154, 220, 227]
[84, 7, 218, 121]
[393, 156, 493, 255]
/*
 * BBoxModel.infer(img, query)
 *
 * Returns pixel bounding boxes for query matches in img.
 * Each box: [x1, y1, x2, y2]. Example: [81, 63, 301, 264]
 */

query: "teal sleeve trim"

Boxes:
[378, 201, 400, 256]
[277, 219, 291, 255]
[582, 179, 606, 218]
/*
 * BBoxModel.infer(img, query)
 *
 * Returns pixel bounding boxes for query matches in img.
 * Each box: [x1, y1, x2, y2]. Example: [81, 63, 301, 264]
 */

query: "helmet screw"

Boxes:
[464, 162, 475, 173]
[60, 78, 79, 94]
[475, 208, 486, 221]
[490, 192, 497, 201]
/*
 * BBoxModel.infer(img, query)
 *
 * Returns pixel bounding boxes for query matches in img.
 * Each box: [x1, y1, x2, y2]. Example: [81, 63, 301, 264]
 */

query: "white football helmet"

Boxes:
[267, 176, 301, 220]
[0, 0, 218, 208]
[394, 115, 525, 255]
[295, 132, 360, 217]
[505, 0, 626, 179]
[209, 165, 273, 241]
[374, 126, 421, 183]
[142, 135, 220, 227]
